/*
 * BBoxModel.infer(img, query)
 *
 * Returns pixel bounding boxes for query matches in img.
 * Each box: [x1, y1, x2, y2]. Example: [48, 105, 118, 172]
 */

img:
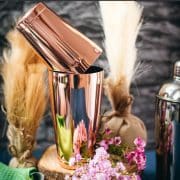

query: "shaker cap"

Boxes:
[16, 2, 102, 73]
[157, 61, 180, 103]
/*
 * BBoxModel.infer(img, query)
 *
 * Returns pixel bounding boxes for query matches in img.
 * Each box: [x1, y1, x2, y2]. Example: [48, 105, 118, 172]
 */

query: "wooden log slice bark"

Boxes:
[38, 145, 74, 180]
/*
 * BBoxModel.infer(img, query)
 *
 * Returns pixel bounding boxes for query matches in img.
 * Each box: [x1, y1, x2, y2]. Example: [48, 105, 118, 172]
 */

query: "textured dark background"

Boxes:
[0, 1, 180, 151]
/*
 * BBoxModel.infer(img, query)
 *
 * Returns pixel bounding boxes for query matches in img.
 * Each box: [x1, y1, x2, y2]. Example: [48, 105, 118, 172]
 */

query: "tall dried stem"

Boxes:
[1, 29, 48, 167]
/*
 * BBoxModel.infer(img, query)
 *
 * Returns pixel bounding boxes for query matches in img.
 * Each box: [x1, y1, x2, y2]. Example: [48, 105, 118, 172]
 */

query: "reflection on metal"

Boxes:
[155, 61, 180, 180]
[48, 66, 104, 169]
[16, 2, 102, 73]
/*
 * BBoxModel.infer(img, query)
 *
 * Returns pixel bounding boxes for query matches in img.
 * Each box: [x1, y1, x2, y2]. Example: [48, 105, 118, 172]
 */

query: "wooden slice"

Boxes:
[38, 145, 74, 180]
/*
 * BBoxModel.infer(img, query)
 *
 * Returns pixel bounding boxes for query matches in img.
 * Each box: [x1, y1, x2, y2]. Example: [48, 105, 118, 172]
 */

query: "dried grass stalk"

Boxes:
[99, 1, 147, 147]
[1, 29, 48, 167]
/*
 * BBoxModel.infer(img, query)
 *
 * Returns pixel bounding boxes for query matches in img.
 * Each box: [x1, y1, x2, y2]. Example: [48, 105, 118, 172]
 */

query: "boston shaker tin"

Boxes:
[48, 66, 104, 169]
[16, 2, 102, 73]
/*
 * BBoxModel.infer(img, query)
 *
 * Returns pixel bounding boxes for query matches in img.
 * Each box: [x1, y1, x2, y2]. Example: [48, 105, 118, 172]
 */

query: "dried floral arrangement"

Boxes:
[1, 29, 48, 168]
[99, 1, 147, 147]
[62, 2, 147, 178]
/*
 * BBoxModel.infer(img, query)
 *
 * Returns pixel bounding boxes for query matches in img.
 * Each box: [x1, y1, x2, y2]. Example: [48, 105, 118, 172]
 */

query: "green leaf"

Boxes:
[56, 114, 73, 161]
[56, 114, 65, 127]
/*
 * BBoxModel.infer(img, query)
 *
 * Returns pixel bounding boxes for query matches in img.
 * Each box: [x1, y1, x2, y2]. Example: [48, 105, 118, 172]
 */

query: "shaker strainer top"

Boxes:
[157, 61, 180, 103]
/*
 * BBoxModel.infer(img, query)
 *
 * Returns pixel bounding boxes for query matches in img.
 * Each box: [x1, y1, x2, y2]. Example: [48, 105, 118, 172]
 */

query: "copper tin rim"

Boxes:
[16, 2, 102, 73]
[49, 66, 103, 74]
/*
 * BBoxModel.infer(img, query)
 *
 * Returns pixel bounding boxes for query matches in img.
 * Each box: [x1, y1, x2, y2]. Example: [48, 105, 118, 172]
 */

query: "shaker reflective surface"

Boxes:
[17, 2, 102, 73]
[155, 61, 180, 180]
[48, 66, 104, 169]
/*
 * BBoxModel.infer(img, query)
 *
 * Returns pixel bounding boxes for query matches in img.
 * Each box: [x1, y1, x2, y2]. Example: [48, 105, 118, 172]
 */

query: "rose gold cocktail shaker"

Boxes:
[17, 2, 104, 169]
[17, 2, 102, 73]
[49, 66, 103, 168]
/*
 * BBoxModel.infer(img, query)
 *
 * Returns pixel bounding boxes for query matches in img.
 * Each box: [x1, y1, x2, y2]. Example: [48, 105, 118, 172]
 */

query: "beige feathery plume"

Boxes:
[1, 29, 47, 168]
[100, 1, 142, 88]
[99, 1, 147, 151]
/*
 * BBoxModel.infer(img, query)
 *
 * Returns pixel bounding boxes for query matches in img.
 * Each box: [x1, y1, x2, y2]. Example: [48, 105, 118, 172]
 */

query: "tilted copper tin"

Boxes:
[16, 2, 102, 72]
[48, 66, 104, 169]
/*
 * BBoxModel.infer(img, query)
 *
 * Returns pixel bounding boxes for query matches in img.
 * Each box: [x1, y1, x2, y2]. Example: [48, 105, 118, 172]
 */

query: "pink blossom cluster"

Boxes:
[73, 120, 87, 154]
[67, 147, 141, 180]
[66, 126, 146, 180]
[99, 128, 121, 150]
[99, 136, 121, 150]
[69, 153, 82, 166]
[125, 137, 146, 171]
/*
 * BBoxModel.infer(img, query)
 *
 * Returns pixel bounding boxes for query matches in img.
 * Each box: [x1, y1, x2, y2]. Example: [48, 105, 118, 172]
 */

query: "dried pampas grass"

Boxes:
[1, 29, 47, 167]
[99, 1, 147, 148]
[100, 1, 142, 87]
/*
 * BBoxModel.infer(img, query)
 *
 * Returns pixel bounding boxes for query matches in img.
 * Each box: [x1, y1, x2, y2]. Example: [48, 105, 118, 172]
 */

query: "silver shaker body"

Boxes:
[155, 61, 180, 180]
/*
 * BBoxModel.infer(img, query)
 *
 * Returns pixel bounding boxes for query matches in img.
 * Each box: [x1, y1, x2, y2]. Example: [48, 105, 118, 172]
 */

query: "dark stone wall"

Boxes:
[0, 1, 180, 150]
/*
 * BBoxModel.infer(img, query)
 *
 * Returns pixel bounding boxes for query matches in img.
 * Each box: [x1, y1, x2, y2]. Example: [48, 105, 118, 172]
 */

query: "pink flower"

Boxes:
[88, 168, 96, 177]
[134, 137, 146, 148]
[107, 138, 114, 145]
[72, 176, 80, 180]
[125, 149, 146, 171]
[72, 146, 142, 179]
[116, 162, 126, 171]
[95, 147, 109, 160]
[114, 136, 121, 145]
[99, 140, 109, 150]
[73, 120, 87, 154]
[119, 175, 140, 180]
[95, 173, 107, 180]
[105, 127, 112, 135]
[135, 153, 146, 171]
[125, 151, 136, 161]
[75, 153, 82, 162]
[69, 157, 76, 166]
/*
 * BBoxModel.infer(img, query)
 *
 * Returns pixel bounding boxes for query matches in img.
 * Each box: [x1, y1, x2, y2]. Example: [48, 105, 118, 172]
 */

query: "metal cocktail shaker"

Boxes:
[16, 2, 104, 169]
[16, 2, 102, 73]
[48, 66, 103, 169]
[155, 61, 180, 180]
